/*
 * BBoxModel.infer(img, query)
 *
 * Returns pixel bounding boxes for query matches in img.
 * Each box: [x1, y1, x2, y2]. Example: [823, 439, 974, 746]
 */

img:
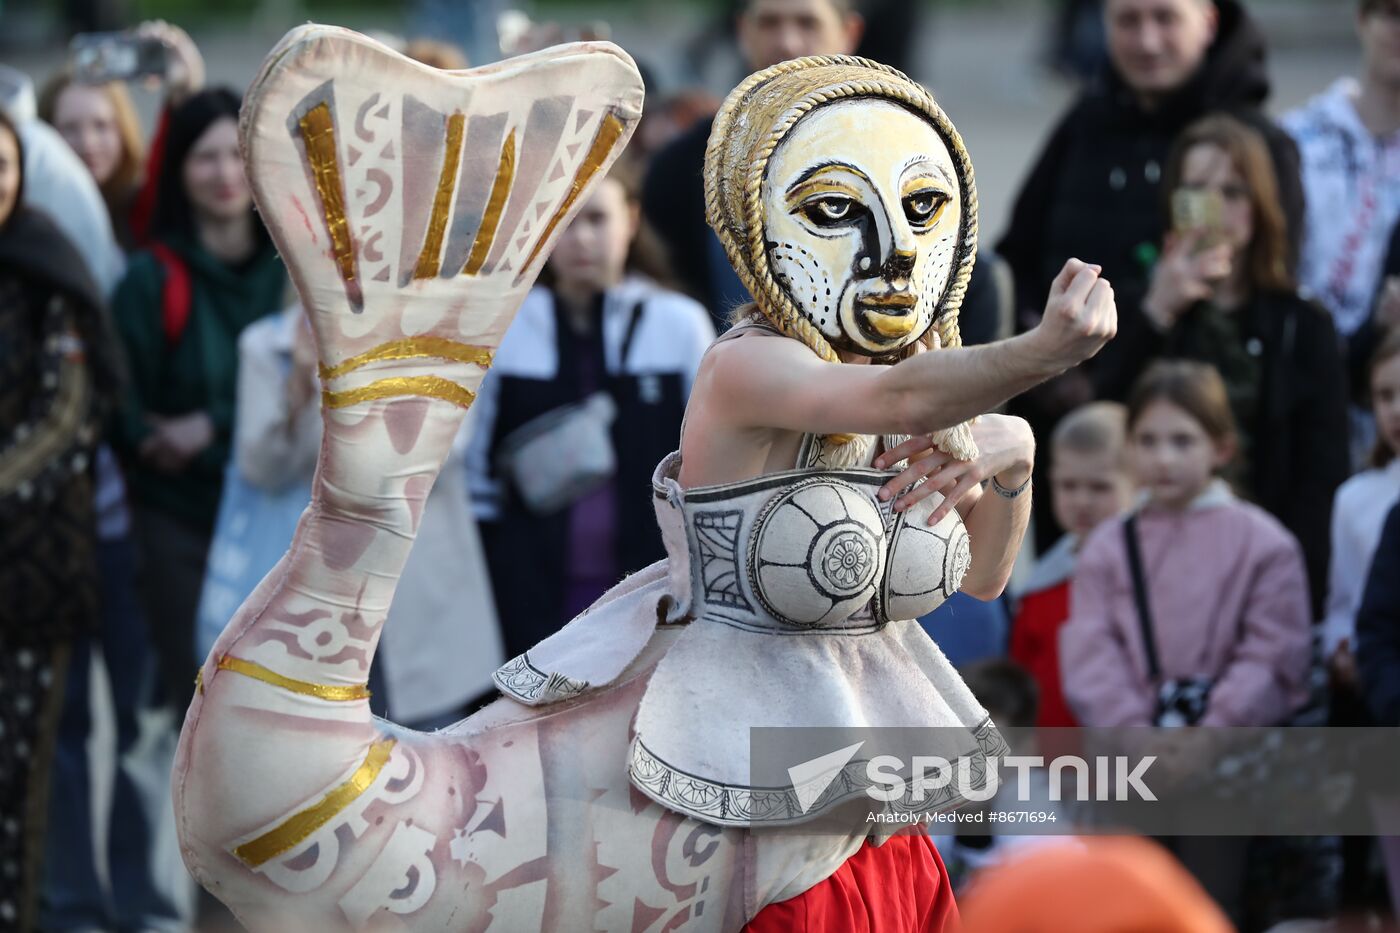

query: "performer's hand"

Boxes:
[874, 414, 1035, 525]
[1028, 258, 1117, 371]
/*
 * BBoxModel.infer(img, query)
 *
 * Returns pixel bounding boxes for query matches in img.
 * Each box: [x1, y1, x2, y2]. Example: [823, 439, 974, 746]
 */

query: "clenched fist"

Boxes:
[1028, 258, 1118, 372]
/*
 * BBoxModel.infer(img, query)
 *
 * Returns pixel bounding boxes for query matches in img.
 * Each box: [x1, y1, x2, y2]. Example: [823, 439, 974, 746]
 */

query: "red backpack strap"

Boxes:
[128, 106, 169, 247]
[149, 243, 192, 346]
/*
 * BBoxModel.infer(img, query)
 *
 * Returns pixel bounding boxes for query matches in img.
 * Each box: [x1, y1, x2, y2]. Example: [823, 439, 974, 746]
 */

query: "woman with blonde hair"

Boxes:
[41, 21, 207, 250]
[39, 75, 145, 248]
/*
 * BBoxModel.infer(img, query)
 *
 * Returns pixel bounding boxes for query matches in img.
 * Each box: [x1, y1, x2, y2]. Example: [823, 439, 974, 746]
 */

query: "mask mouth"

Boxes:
[853, 290, 919, 341]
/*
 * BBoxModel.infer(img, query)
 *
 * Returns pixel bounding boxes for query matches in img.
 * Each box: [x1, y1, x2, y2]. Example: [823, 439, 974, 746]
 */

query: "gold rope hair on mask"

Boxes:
[704, 55, 980, 460]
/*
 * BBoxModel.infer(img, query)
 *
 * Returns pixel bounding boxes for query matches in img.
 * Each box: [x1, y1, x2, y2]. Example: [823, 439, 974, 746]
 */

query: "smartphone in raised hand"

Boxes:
[1170, 188, 1226, 252]
[69, 31, 169, 84]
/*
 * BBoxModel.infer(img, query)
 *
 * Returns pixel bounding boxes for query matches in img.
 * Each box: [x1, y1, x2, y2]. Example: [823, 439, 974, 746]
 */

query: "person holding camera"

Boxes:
[40, 21, 206, 252]
[1092, 114, 1349, 617]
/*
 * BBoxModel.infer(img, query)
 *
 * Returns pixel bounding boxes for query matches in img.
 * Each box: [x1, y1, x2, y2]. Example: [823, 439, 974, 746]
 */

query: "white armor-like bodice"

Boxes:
[666, 463, 971, 634]
[493, 436, 1005, 829]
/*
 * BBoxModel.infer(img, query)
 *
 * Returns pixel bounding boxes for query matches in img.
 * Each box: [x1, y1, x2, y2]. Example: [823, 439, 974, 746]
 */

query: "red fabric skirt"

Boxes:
[742, 830, 959, 932]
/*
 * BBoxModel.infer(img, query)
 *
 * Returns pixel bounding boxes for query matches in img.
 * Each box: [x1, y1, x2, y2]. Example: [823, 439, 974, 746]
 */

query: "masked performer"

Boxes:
[174, 27, 1115, 932]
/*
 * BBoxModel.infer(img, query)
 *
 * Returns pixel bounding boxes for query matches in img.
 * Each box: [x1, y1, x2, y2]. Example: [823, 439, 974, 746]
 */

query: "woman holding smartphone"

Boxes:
[41, 20, 206, 250]
[1093, 114, 1349, 615]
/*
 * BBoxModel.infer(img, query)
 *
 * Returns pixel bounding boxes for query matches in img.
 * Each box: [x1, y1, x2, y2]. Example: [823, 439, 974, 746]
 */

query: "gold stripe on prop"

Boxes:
[462, 127, 517, 276]
[233, 738, 396, 867]
[318, 337, 494, 381]
[216, 655, 371, 701]
[322, 376, 476, 411]
[413, 112, 467, 279]
[298, 103, 357, 284]
[520, 112, 625, 276]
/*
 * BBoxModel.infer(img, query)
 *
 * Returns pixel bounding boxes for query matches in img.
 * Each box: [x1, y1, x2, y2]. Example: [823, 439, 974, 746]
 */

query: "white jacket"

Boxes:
[1322, 459, 1400, 656]
[1283, 78, 1400, 336]
[466, 276, 715, 521]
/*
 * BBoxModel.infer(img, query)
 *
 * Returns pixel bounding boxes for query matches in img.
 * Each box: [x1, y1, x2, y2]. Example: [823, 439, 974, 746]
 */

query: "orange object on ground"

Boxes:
[743, 830, 960, 932]
[958, 836, 1234, 933]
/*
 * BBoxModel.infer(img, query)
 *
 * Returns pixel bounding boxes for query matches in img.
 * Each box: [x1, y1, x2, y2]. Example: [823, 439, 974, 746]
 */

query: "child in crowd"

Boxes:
[1325, 328, 1400, 717]
[1010, 401, 1132, 727]
[1060, 360, 1314, 926]
[1061, 360, 1312, 730]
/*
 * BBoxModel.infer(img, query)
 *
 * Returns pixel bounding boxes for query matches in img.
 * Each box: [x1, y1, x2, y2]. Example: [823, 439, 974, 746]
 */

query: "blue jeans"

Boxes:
[41, 535, 187, 932]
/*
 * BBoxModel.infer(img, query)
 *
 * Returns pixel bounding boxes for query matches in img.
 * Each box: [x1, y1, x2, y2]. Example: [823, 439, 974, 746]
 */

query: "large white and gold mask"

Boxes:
[705, 56, 977, 362]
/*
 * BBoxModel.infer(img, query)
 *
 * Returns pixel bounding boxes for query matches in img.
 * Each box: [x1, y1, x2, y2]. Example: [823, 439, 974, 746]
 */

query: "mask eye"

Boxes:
[903, 189, 948, 229]
[799, 195, 861, 228]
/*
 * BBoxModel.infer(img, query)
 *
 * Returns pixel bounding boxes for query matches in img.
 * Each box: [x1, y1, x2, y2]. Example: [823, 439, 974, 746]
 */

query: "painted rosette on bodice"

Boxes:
[750, 478, 888, 629]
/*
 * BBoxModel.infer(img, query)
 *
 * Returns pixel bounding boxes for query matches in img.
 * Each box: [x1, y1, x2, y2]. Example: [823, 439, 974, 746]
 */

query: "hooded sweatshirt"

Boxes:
[1282, 78, 1400, 338]
[996, 0, 1304, 324]
[111, 236, 284, 530]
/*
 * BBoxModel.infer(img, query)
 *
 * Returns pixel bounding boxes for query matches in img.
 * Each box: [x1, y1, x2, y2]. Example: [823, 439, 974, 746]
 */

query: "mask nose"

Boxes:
[883, 247, 916, 282]
[854, 210, 919, 282]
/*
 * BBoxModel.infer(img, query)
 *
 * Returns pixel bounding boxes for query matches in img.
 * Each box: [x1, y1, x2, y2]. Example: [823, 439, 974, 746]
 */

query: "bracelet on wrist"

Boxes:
[990, 473, 1031, 499]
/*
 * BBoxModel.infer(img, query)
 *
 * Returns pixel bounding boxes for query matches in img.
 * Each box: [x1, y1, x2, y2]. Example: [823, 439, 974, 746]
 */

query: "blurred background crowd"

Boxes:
[0, 0, 1398, 930]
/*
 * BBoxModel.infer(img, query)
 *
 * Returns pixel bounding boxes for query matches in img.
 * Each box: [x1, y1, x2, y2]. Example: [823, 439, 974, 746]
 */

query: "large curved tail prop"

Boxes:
[170, 27, 705, 932]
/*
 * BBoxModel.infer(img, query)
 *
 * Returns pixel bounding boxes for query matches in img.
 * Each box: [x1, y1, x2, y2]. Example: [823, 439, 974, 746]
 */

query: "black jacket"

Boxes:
[996, 0, 1305, 325]
[641, 118, 716, 317]
[1095, 289, 1350, 616]
[1358, 499, 1400, 726]
[0, 207, 123, 641]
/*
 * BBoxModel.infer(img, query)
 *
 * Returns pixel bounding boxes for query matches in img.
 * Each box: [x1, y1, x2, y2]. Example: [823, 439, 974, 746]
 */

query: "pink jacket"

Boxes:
[1060, 482, 1313, 727]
